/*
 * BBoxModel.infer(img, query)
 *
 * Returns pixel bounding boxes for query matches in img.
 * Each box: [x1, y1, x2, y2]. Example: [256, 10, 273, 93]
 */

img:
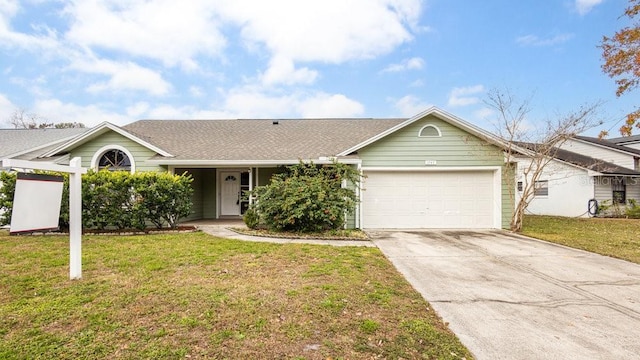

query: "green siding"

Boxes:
[175, 168, 217, 221]
[358, 116, 504, 167]
[177, 168, 203, 221]
[357, 115, 511, 229]
[202, 169, 217, 219]
[69, 132, 164, 172]
[256, 167, 281, 186]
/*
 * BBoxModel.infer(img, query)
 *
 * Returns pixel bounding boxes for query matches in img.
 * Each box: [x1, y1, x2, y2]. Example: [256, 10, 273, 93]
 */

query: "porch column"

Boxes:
[248, 167, 253, 205]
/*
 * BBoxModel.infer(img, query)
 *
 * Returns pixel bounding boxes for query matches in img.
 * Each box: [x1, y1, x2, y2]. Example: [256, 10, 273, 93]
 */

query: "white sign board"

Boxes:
[10, 172, 64, 233]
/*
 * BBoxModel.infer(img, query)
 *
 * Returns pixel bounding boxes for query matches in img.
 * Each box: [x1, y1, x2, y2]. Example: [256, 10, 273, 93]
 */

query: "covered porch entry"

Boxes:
[173, 166, 281, 222]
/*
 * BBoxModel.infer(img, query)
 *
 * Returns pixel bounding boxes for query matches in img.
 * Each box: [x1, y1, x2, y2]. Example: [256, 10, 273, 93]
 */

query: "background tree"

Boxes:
[485, 89, 602, 232]
[6, 108, 84, 129]
[600, 0, 640, 136]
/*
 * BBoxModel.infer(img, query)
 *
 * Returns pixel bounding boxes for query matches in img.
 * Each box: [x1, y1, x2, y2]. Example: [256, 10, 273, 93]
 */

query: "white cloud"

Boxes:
[63, 0, 226, 68]
[126, 102, 150, 118]
[516, 33, 574, 47]
[189, 86, 204, 98]
[392, 95, 432, 117]
[448, 85, 485, 107]
[211, 86, 363, 119]
[70, 58, 171, 96]
[575, 0, 604, 15]
[382, 57, 425, 73]
[261, 56, 319, 86]
[33, 98, 130, 126]
[0, 93, 16, 125]
[297, 93, 364, 118]
[0, 0, 59, 52]
[217, 0, 421, 64]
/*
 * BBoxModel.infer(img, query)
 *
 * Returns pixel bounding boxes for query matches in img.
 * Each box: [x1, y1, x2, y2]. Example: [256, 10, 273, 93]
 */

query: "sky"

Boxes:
[0, 0, 636, 137]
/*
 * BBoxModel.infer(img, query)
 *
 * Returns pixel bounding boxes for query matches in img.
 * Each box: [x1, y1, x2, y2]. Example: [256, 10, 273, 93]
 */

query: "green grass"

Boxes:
[521, 215, 640, 264]
[0, 231, 471, 360]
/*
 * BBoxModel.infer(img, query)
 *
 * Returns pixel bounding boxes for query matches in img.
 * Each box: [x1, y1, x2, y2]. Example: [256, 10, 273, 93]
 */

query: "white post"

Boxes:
[248, 168, 253, 205]
[69, 157, 83, 280]
[1, 157, 86, 280]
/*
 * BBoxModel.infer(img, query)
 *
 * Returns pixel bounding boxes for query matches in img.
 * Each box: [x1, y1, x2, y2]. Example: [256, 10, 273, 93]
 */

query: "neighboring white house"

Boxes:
[608, 134, 640, 151]
[517, 136, 640, 218]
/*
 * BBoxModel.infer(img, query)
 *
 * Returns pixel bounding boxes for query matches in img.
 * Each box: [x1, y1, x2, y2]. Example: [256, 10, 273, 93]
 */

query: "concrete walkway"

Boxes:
[369, 229, 640, 360]
[195, 223, 375, 247]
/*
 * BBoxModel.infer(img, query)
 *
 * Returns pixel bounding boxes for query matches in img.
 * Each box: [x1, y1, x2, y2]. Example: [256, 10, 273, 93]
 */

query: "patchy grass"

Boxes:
[522, 215, 640, 264]
[0, 231, 471, 360]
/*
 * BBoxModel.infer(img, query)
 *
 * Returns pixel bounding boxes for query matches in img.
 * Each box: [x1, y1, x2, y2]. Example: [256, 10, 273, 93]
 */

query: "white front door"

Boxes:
[220, 171, 241, 216]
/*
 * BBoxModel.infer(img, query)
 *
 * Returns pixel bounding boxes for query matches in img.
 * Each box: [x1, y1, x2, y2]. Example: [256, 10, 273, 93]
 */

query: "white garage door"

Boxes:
[362, 171, 496, 229]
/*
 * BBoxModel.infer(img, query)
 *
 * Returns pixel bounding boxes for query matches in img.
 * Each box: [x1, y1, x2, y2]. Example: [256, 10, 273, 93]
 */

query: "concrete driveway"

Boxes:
[369, 230, 640, 360]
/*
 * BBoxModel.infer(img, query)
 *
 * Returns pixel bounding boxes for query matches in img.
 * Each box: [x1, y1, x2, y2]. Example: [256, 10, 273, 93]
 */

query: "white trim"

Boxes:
[418, 124, 442, 137]
[360, 166, 503, 229]
[216, 168, 249, 218]
[362, 166, 502, 172]
[91, 145, 136, 173]
[42, 122, 173, 158]
[146, 158, 363, 166]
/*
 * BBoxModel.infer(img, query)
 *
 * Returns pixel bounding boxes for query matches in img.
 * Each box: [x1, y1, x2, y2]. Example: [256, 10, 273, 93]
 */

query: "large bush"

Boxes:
[0, 170, 193, 230]
[246, 161, 361, 232]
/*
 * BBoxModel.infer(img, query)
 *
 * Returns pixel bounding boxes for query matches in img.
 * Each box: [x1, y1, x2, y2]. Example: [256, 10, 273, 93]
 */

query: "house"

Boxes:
[516, 135, 640, 218]
[608, 134, 640, 151]
[5, 107, 515, 229]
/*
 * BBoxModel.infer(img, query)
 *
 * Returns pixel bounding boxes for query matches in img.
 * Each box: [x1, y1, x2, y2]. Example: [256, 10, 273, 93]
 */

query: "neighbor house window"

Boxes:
[98, 149, 131, 171]
[612, 178, 626, 204]
[534, 180, 548, 196]
[418, 124, 442, 137]
[517, 181, 523, 191]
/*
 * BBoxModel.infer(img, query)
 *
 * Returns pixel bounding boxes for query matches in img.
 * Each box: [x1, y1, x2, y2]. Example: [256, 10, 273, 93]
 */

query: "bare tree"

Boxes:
[6, 108, 84, 129]
[8, 108, 50, 129]
[485, 89, 603, 232]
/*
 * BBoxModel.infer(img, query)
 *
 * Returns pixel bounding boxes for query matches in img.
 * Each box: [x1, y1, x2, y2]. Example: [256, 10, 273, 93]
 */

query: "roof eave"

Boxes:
[146, 158, 363, 167]
[574, 137, 640, 157]
[42, 122, 174, 158]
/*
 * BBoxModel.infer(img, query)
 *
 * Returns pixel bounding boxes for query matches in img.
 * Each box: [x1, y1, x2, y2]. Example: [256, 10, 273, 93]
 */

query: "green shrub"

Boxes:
[246, 161, 361, 233]
[133, 172, 194, 229]
[243, 207, 260, 229]
[0, 171, 16, 225]
[625, 199, 640, 218]
[1, 169, 193, 230]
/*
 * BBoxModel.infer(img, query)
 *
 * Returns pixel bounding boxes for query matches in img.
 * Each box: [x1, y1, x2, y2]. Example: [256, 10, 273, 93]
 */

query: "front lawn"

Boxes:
[521, 215, 640, 264]
[0, 231, 471, 360]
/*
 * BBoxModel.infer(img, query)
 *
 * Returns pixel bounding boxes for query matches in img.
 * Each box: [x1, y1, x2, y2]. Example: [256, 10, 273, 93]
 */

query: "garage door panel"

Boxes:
[362, 171, 495, 229]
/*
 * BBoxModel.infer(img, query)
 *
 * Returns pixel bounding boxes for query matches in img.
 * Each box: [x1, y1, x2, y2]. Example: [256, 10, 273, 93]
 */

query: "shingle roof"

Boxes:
[0, 128, 88, 159]
[574, 135, 640, 156]
[122, 118, 406, 161]
[607, 134, 640, 145]
[516, 142, 640, 175]
[552, 147, 640, 175]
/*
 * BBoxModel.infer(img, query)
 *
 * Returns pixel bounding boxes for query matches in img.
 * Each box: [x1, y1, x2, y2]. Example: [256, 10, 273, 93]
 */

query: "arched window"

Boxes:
[91, 145, 136, 172]
[418, 124, 442, 137]
[98, 149, 131, 171]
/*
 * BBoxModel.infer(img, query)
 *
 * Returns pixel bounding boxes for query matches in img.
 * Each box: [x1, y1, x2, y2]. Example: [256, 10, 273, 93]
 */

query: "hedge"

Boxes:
[0, 170, 193, 231]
